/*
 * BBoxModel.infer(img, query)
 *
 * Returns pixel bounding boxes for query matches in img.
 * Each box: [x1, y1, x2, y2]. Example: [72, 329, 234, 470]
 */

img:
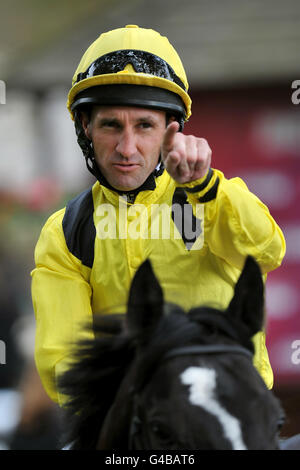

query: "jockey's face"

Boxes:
[81, 106, 167, 191]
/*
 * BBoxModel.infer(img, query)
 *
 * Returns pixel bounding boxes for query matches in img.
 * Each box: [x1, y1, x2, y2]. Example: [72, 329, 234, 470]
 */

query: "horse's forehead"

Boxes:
[180, 366, 247, 451]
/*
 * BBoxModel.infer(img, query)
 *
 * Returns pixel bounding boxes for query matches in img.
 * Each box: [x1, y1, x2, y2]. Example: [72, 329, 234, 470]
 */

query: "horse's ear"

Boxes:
[127, 259, 164, 341]
[227, 256, 265, 336]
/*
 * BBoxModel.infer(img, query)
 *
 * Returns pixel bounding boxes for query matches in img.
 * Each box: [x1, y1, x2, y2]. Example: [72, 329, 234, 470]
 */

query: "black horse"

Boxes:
[59, 256, 286, 450]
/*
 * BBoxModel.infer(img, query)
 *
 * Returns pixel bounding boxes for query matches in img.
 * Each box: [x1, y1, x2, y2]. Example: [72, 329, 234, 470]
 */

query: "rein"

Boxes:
[129, 342, 253, 449]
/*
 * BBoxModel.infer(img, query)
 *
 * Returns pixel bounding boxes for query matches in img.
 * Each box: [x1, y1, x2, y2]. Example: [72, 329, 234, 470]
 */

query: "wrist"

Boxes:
[176, 168, 220, 203]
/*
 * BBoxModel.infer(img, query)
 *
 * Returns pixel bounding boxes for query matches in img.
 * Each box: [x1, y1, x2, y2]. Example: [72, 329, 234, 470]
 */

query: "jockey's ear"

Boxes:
[78, 104, 95, 139]
[226, 256, 265, 337]
[166, 113, 184, 131]
[127, 259, 164, 345]
[166, 114, 176, 125]
[80, 110, 92, 140]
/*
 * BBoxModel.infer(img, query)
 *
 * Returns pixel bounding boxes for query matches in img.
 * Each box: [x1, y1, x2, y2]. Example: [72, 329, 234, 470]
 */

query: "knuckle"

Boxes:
[186, 155, 196, 166]
[198, 137, 211, 151]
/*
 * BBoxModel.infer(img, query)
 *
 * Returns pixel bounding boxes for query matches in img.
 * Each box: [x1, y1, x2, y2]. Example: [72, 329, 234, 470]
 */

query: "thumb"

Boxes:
[162, 121, 180, 155]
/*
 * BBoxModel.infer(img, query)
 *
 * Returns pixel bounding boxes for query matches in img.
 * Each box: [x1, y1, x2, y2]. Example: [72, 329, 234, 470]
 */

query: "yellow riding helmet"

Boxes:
[67, 25, 192, 121]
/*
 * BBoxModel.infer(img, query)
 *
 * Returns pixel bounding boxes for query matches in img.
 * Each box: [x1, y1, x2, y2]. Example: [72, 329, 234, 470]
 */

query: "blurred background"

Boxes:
[0, 0, 299, 449]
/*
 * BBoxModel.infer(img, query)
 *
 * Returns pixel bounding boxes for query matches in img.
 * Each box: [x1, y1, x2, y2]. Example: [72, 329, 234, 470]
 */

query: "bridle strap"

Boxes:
[163, 344, 253, 361]
[128, 413, 142, 450]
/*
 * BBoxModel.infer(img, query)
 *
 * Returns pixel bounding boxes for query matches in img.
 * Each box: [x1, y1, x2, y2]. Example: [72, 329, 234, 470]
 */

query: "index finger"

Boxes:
[162, 121, 180, 153]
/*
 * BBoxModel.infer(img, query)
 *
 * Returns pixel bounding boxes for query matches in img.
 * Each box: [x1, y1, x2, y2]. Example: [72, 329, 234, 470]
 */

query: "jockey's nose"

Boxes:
[115, 128, 137, 159]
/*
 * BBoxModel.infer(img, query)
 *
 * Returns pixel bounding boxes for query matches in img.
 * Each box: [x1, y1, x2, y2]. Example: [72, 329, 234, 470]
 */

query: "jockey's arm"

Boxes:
[161, 125, 285, 274]
[180, 168, 286, 274]
[31, 209, 94, 405]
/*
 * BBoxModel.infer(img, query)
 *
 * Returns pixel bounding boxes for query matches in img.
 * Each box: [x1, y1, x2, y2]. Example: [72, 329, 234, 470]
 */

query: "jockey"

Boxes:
[31, 25, 286, 404]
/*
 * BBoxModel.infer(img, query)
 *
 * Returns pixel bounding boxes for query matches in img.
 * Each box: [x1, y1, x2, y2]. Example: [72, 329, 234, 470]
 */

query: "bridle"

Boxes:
[128, 342, 253, 449]
[163, 343, 253, 361]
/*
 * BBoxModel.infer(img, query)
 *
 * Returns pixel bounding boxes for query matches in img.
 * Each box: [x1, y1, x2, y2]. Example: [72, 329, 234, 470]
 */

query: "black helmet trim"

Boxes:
[75, 49, 187, 91]
[71, 84, 186, 120]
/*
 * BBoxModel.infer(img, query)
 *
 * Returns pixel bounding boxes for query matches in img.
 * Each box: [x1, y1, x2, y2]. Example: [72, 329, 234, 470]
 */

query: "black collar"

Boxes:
[90, 159, 165, 203]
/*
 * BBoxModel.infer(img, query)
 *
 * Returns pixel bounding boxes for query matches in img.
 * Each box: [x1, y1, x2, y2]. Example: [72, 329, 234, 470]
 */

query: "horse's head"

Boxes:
[59, 256, 284, 450]
[98, 256, 283, 450]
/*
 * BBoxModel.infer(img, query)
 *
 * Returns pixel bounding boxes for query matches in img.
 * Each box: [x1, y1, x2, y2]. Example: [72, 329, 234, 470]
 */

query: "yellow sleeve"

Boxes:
[182, 169, 286, 274]
[180, 169, 284, 388]
[31, 209, 93, 404]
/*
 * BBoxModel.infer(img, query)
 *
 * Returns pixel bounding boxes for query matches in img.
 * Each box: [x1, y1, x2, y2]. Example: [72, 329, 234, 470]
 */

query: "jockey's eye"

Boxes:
[138, 121, 152, 129]
[99, 119, 121, 129]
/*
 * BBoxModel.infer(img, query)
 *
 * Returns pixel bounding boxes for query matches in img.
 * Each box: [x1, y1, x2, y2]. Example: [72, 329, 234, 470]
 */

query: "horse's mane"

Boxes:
[58, 314, 133, 449]
[58, 301, 254, 449]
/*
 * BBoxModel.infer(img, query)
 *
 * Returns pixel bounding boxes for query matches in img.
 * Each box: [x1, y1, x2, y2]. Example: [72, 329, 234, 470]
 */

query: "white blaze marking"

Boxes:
[180, 366, 247, 450]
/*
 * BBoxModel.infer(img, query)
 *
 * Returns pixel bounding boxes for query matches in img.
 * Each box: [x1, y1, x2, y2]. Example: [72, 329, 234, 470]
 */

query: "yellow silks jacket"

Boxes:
[31, 168, 286, 404]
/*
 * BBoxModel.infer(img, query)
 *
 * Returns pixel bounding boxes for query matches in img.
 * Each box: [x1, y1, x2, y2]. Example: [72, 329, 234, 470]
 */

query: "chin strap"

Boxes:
[74, 111, 100, 179]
